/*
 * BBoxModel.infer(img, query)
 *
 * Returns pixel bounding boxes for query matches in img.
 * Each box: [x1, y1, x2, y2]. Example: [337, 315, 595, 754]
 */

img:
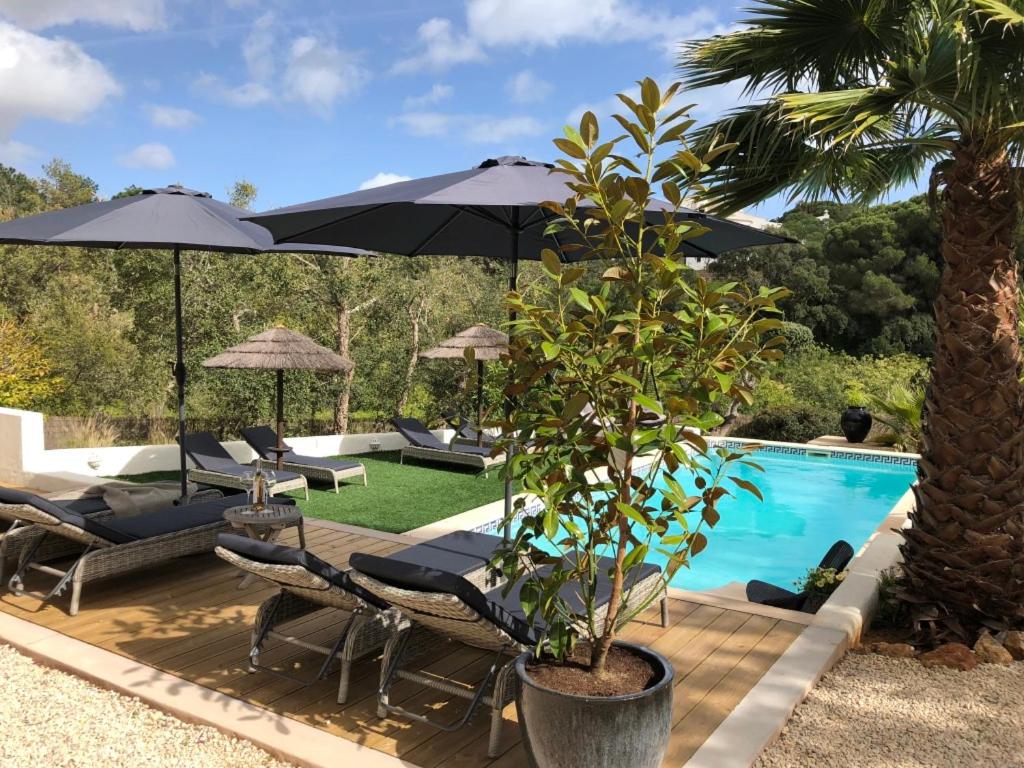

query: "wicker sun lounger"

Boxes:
[441, 410, 497, 447]
[348, 531, 667, 758]
[240, 426, 367, 493]
[0, 488, 289, 615]
[181, 431, 309, 499]
[214, 533, 409, 703]
[746, 539, 854, 612]
[391, 417, 502, 475]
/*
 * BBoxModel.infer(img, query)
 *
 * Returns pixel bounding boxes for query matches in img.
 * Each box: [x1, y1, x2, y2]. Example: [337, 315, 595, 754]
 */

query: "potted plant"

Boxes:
[840, 383, 872, 443]
[494, 79, 788, 768]
[795, 566, 848, 613]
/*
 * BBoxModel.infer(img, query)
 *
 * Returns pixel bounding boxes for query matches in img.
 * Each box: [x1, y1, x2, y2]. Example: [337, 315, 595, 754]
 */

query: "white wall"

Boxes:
[0, 408, 448, 492]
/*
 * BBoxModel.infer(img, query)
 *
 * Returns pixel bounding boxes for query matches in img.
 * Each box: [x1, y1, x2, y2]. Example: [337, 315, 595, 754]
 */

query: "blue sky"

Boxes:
[0, 1, 916, 218]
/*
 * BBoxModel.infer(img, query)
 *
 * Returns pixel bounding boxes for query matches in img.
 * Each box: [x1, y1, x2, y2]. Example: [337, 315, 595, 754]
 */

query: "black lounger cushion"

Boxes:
[0, 487, 135, 544]
[745, 580, 805, 610]
[242, 426, 363, 471]
[350, 551, 537, 646]
[105, 493, 282, 540]
[216, 533, 387, 609]
[391, 417, 447, 450]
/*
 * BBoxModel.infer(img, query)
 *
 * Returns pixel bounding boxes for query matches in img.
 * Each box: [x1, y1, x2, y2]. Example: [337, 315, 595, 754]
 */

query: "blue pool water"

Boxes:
[539, 449, 916, 592]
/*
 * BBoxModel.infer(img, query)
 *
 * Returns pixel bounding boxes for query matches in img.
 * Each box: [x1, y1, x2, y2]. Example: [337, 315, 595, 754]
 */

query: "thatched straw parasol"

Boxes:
[204, 326, 353, 469]
[420, 324, 508, 444]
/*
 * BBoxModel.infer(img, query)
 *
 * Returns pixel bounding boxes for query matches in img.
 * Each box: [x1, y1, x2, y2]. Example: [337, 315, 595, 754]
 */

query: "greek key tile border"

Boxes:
[471, 497, 545, 535]
[710, 437, 919, 468]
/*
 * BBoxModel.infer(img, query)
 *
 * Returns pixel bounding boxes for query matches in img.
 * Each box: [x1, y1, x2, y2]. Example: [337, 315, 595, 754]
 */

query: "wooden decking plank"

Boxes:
[661, 620, 803, 766]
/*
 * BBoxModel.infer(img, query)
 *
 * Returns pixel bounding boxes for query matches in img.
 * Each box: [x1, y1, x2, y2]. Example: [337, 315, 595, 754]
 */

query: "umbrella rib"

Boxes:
[409, 207, 465, 255]
[458, 205, 512, 231]
[272, 203, 392, 246]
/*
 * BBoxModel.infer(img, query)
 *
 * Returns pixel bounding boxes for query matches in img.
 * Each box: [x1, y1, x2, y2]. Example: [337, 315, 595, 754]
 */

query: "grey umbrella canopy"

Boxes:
[0, 184, 363, 497]
[203, 326, 353, 470]
[248, 156, 793, 535]
[420, 324, 509, 444]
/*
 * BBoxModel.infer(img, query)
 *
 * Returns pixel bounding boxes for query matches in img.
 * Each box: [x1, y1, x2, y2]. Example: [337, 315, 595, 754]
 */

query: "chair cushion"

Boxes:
[746, 579, 804, 609]
[391, 417, 446, 450]
[54, 496, 111, 516]
[216, 533, 387, 609]
[0, 487, 134, 544]
[281, 454, 363, 472]
[104, 493, 290, 540]
[350, 551, 538, 646]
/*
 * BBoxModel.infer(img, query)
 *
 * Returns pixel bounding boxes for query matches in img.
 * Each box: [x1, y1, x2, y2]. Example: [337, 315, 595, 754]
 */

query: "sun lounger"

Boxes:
[181, 431, 309, 499]
[240, 426, 367, 492]
[746, 539, 854, 612]
[214, 533, 409, 703]
[391, 417, 502, 475]
[348, 531, 666, 757]
[0, 487, 290, 615]
[441, 410, 496, 447]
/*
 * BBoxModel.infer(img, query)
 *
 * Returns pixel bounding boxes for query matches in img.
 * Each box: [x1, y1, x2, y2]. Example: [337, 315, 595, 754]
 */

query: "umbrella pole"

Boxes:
[276, 369, 285, 472]
[503, 223, 520, 541]
[477, 359, 484, 447]
[173, 246, 188, 501]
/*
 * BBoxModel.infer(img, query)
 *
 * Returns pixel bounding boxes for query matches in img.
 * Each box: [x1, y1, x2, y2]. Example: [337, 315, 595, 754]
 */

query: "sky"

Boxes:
[0, 1, 916, 218]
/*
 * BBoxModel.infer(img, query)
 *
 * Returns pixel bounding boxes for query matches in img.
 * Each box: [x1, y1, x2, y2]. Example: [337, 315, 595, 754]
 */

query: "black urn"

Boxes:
[840, 406, 872, 443]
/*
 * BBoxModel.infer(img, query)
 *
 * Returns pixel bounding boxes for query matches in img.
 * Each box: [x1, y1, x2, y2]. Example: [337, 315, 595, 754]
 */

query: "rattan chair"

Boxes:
[214, 533, 409, 703]
[180, 431, 309, 499]
[391, 417, 502, 475]
[0, 488, 284, 615]
[349, 547, 667, 758]
[240, 426, 367, 493]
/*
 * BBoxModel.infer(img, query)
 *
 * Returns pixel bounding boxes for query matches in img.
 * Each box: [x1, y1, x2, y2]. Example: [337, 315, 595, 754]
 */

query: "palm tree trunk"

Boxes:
[902, 142, 1024, 641]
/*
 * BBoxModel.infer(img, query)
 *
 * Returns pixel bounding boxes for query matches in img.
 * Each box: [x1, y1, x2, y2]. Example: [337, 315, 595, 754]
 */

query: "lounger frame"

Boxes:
[349, 565, 668, 758]
[187, 467, 309, 499]
[275, 460, 366, 493]
[215, 545, 411, 702]
[3, 502, 230, 615]
[399, 445, 501, 476]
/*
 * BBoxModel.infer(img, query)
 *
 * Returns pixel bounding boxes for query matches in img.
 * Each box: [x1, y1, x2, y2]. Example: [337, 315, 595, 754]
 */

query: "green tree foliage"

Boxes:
[495, 80, 788, 675]
[710, 196, 940, 355]
[0, 315, 62, 409]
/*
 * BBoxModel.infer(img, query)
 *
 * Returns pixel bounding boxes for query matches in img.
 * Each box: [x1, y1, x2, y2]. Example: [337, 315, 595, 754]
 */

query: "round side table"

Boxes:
[224, 503, 306, 588]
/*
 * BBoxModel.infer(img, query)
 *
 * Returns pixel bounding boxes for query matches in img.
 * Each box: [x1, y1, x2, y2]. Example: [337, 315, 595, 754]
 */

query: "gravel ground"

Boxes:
[0, 644, 294, 768]
[756, 651, 1024, 768]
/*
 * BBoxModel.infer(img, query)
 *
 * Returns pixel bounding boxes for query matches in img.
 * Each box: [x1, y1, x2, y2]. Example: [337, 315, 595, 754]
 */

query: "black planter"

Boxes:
[515, 642, 674, 768]
[840, 405, 872, 443]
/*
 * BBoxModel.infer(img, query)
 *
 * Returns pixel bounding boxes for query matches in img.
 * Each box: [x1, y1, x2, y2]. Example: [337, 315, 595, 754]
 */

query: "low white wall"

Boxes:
[0, 407, 450, 492]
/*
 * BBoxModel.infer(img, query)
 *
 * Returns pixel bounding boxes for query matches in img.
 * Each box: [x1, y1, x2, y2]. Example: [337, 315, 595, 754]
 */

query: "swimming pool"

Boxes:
[532, 443, 917, 592]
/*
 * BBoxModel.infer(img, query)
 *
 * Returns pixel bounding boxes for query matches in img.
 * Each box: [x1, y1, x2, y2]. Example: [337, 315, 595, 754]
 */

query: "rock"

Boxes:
[974, 633, 1014, 665]
[995, 630, 1024, 661]
[918, 643, 978, 671]
[867, 642, 917, 659]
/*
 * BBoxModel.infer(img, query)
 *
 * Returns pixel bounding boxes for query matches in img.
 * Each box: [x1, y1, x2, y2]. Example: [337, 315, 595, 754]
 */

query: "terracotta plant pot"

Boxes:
[840, 405, 872, 443]
[515, 642, 674, 768]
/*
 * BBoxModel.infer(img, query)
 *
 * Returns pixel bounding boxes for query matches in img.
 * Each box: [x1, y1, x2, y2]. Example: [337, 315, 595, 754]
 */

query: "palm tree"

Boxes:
[680, 0, 1024, 643]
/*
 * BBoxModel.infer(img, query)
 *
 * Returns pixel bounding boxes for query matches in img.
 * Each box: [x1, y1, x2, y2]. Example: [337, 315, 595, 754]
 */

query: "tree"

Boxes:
[496, 79, 787, 676]
[681, 0, 1024, 641]
[0, 316, 62, 409]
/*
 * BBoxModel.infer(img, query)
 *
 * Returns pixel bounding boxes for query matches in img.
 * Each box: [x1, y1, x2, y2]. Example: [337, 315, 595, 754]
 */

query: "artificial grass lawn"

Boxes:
[115, 451, 515, 533]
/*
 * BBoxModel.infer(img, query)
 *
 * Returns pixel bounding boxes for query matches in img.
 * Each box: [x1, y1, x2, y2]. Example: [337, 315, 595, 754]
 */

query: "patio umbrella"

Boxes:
[202, 326, 354, 470]
[248, 156, 793, 533]
[0, 184, 362, 498]
[420, 323, 508, 445]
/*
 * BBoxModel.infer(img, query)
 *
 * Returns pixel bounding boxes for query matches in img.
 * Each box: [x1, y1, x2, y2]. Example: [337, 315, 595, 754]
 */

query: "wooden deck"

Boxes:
[0, 520, 804, 767]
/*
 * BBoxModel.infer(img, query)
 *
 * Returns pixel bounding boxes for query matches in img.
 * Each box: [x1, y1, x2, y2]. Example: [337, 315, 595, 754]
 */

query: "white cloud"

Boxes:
[0, 0, 166, 31]
[0, 21, 121, 137]
[145, 104, 200, 129]
[192, 72, 272, 107]
[391, 111, 545, 144]
[242, 11, 276, 82]
[394, 1, 728, 73]
[358, 172, 413, 190]
[392, 17, 485, 74]
[282, 36, 370, 115]
[0, 138, 40, 167]
[464, 116, 544, 143]
[117, 142, 174, 169]
[194, 15, 368, 116]
[404, 83, 454, 110]
[506, 70, 552, 104]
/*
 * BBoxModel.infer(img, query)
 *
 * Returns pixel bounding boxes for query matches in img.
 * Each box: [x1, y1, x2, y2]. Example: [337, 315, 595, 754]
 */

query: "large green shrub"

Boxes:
[732, 405, 835, 444]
